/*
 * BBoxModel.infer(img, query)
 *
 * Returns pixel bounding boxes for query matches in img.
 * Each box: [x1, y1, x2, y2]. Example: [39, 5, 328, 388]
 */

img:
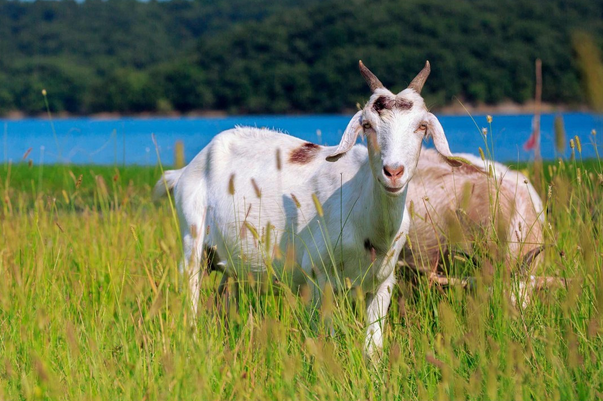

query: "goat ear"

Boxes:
[326, 111, 363, 162]
[426, 113, 465, 167]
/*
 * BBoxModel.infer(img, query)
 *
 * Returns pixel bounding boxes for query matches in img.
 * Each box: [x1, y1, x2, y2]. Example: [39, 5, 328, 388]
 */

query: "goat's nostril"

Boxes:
[383, 165, 405, 179]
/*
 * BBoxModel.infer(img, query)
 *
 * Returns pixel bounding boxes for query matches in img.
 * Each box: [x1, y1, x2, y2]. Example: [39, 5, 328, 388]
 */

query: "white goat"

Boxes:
[154, 61, 462, 359]
[401, 148, 545, 303]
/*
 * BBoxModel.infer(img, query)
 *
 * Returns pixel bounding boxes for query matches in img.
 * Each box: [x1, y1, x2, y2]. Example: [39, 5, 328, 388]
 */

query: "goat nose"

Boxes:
[383, 165, 405, 179]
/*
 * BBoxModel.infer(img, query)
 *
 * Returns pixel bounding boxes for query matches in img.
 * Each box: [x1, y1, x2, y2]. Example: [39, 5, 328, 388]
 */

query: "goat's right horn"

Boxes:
[359, 60, 384, 92]
[408, 61, 431, 94]
[518, 245, 546, 275]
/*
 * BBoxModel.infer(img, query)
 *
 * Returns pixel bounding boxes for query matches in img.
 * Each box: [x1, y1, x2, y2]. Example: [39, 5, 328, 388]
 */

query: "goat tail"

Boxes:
[153, 168, 184, 200]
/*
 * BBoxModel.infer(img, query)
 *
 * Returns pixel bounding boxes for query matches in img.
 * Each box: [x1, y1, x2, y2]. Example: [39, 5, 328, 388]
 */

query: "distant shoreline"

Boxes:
[0, 101, 591, 121]
[435, 100, 588, 116]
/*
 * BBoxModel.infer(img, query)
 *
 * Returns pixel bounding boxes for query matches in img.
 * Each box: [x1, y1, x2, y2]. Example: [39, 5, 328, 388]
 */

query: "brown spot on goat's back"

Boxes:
[289, 142, 321, 164]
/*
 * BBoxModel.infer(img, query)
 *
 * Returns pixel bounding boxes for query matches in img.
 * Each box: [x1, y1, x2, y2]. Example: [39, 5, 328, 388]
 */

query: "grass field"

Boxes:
[1, 153, 602, 400]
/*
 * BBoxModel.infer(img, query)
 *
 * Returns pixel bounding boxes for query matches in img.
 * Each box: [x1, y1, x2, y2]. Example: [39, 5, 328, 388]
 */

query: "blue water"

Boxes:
[1, 113, 601, 165]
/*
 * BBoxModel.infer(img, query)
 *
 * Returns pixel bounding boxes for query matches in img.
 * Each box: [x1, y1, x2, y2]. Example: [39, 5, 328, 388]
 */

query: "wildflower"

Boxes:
[570, 139, 575, 149]
[41, 89, 47, 96]
[482, 127, 488, 136]
[479, 147, 485, 161]
[487, 115, 492, 123]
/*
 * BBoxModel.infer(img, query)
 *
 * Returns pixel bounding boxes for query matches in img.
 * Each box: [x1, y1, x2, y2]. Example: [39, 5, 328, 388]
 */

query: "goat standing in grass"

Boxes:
[154, 61, 462, 360]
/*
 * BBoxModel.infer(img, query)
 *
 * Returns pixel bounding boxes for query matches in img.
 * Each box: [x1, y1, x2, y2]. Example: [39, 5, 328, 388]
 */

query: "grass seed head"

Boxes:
[228, 174, 235, 195]
[291, 193, 301, 208]
[275, 148, 282, 171]
[554, 114, 566, 153]
[251, 178, 262, 198]
[311, 193, 323, 217]
[22, 147, 32, 160]
[174, 140, 185, 169]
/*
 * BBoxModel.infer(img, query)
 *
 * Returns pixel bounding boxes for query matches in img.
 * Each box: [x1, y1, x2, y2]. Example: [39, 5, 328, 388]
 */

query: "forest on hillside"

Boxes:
[1, 0, 602, 115]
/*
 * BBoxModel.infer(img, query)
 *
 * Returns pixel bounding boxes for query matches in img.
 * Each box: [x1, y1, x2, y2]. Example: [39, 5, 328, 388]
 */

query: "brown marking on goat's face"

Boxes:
[396, 98, 413, 110]
[373, 96, 395, 112]
[289, 142, 321, 164]
[373, 96, 413, 113]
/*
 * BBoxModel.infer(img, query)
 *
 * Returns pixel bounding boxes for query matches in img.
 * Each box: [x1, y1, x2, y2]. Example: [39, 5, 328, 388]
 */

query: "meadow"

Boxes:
[0, 149, 602, 400]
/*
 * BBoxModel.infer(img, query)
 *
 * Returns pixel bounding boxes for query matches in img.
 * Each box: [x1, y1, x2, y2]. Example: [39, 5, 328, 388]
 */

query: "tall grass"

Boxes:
[0, 149, 602, 400]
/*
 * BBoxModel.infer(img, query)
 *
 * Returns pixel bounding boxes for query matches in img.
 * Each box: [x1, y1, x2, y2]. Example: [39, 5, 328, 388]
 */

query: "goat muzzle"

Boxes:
[383, 165, 405, 180]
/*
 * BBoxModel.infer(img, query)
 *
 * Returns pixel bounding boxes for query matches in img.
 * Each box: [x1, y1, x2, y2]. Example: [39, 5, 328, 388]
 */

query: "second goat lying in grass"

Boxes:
[400, 149, 545, 305]
[154, 61, 463, 360]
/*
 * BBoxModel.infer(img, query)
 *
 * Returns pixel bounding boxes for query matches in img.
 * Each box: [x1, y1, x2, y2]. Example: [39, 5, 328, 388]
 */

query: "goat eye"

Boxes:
[418, 124, 427, 131]
[362, 122, 372, 130]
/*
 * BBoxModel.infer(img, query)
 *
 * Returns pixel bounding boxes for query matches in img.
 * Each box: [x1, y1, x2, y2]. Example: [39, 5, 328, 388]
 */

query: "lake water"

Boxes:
[1, 113, 601, 165]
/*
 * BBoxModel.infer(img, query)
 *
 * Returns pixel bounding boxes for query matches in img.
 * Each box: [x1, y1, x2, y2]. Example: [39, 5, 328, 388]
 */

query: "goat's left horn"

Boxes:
[408, 61, 431, 94]
[359, 60, 384, 92]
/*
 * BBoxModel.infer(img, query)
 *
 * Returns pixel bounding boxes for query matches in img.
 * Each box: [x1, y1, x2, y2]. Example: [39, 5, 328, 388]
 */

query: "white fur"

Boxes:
[154, 62, 458, 360]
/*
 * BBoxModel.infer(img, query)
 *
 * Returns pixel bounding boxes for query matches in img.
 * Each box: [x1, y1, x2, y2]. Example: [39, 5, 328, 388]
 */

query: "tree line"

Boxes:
[0, 0, 602, 115]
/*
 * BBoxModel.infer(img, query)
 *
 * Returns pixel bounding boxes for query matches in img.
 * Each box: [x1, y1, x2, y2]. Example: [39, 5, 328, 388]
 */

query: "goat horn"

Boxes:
[359, 60, 384, 92]
[518, 245, 546, 275]
[408, 61, 431, 94]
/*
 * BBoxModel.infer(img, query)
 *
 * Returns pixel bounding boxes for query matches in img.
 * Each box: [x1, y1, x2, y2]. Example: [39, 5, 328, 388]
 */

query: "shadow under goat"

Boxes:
[399, 149, 546, 306]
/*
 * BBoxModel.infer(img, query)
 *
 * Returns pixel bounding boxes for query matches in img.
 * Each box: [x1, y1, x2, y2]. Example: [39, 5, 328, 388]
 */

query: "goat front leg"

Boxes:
[364, 273, 396, 362]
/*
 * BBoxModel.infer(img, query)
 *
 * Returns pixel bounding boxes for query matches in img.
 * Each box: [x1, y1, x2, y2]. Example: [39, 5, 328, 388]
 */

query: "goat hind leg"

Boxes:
[181, 223, 208, 317]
